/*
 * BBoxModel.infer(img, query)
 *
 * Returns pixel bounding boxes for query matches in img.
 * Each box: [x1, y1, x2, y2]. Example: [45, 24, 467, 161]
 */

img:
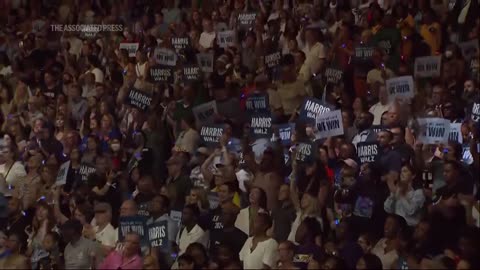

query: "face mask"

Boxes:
[111, 143, 121, 152]
[56, 120, 64, 127]
[445, 50, 453, 58]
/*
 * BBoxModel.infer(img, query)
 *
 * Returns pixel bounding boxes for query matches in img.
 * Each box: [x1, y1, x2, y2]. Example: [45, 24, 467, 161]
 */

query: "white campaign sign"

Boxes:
[449, 123, 462, 144]
[386, 76, 414, 102]
[153, 48, 177, 66]
[217, 31, 235, 48]
[56, 161, 71, 185]
[414, 56, 441, 78]
[193, 101, 218, 125]
[315, 110, 344, 139]
[196, 52, 214, 73]
[417, 118, 450, 144]
[119, 43, 139, 57]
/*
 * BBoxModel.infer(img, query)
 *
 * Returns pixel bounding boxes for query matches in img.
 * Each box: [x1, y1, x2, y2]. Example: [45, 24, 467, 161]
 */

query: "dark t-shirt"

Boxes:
[375, 147, 402, 176]
[209, 227, 247, 257]
[271, 202, 296, 243]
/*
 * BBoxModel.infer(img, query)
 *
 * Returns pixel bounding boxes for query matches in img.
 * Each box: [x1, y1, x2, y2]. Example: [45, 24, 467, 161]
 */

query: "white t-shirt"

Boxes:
[94, 223, 118, 248]
[0, 161, 27, 187]
[239, 237, 278, 269]
[199, 31, 216, 49]
[176, 224, 208, 255]
[369, 102, 391, 125]
[86, 68, 104, 84]
[303, 42, 327, 75]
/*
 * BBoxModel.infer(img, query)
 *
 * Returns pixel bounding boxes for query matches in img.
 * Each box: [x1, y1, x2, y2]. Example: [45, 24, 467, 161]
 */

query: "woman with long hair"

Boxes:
[26, 201, 56, 268]
[235, 187, 268, 236]
[0, 144, 26, 187]
[384, 164, 425, 226]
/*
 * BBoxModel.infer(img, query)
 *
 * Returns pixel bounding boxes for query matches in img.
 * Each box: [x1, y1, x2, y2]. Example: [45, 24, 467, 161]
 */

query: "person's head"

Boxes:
[444, 141, 463, 161]
[249, 187, 267, 209]
[295, 217, 322, 244]
[187, 187, 208, 208]
[7, 197, 22, 216]
[384, 214, 406, 239]
[355, 111, 374, 131]
[182, 204, 200, 226]
[100, 113, 114, 130]
[137, 175, 154, 194]
[399, 164, 416, 185]
[61, 219, 83, 243]
[304, 28, 319, 45]
[220, 202, 240, 228]
[34, 201, 54, 226]
[186, 242, 209, 268]
[252, 212, 272, 236]
[372, 48, 385, 67]
[377, 130, 393, 148]
[148, 194, 170, 217]
[260, 148, 274, 171]
[321, 256, 347, 270]
[120, 200, 138, 217]
[390, 126, 405, 145]
[215, 244, 236, 267]
[74, 203, 94, 225]
[180, 113, 196, 131]
[1, 144, 18, 163]
[143, 254, 160, 269]
[6, 232, 25, 254]
[281, 54, 296, 81]
[278, 241, 296, 264]
[27, 153, 43, 172]
[218, 181, 236, 204]
[278, 184, 290, 202]
[94, 202, 112, 226]
[178, 254, 195, 269]
[443, 160, 461, 186]
[357, 233, 375, 254]
[464, 79, 476, 93]
[123, 232, 141, 257]
[431, 84, 445, 106]
[356, 254, 383, 270]
[42, 232, 59, 252]
[413, 219, 431, 242]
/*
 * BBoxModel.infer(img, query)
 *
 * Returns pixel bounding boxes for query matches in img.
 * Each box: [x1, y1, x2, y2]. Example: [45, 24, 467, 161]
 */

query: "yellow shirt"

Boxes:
[420, 23, 442, 54]
[276, 80, 308, 115]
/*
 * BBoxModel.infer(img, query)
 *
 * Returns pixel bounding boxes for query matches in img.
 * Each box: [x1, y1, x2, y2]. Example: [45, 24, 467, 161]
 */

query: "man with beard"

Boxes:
[352, 111, 377, 149]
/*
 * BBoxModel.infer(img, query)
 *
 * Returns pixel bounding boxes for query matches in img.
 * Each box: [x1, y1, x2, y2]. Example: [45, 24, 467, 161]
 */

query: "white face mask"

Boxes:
[111, 143, 121, 152]
[445, 50, 453, 58]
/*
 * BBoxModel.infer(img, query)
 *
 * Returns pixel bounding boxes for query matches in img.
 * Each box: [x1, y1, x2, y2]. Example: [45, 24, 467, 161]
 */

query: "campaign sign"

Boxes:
[154, 48, 177, 66]
[182, 66, 201, 82]
[196, 52, 214, 73]
[264, 51, 282, 69]
[414, 56, 442, 78]
[208, 192, 220, 210]
[357, 142, 379, 164]
[126, 88, 153, 111]
[277, 123, 295, 146]
[119, 43, 139, 57]
[147, 221, 168, 250]
[217, 31, 235, 48]
[246, 94, 269, 113]
[237, 12, 256, 29]
[459, 39, 479, 61]
[386, 76, 414, 102]
[200, 125, 224, 148]
[295, 141, 315, 163]
[354, 45, 375, 63]
[137, 202, 150, 217]
[171, 36, 190, 52]
[193, 101, 218, 125]
[299, 97, 332, 124]
[79, 163, 96, 182]
[449, 123, 462, 144]
[417, 118, 451, 144]
[471, 102, 480, 122]
[249, 113, 273, 139]
[315, 110, 344, 139]
[119, 216, 148, 247]
[56, 161, 70, 185]
[149, 65, 174, 83]
[324, 67, 343, 85]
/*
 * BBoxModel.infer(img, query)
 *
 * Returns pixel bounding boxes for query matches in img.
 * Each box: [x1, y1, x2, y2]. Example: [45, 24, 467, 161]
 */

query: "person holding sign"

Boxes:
[99, 232, 143, 269]
[147, 195, 178, 252]
[367, 49, 395, 88]
[176, 205, 208, 255]
[276, 55, 309, 117]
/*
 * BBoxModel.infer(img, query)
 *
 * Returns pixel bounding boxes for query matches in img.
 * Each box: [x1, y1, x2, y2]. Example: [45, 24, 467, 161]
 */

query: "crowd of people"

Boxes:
[0, 0, 479, 269]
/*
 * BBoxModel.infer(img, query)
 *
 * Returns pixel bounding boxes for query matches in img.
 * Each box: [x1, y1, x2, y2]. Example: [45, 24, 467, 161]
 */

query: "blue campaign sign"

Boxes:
[277, 123, 295, 146]
[118, 216, 148, 248]
[148, 221, 169, 251]
[246, 93, 270, 113]
[249, 112, 273, 140]
[295, 141, 315, 164]
[299, 97, 333, 124]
